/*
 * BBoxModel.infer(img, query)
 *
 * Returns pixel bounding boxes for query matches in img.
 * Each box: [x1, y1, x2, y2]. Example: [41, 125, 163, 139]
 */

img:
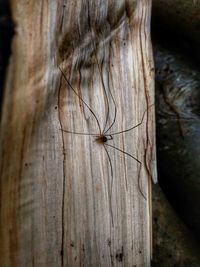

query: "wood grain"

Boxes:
[0, 0, 156, 266]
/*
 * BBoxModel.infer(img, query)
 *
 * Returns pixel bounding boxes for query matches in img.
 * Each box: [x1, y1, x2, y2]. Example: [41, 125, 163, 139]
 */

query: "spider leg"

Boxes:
[103, 79, 117, 134]
[103, 145, 114, 226]
[105, 143, 146, 200]
[87, 8, 111, 134]
[59, 66, 102, 134]
[106, 135, 113, 140]
[106, 104, 154, 136]
[60, 128, 98, 136]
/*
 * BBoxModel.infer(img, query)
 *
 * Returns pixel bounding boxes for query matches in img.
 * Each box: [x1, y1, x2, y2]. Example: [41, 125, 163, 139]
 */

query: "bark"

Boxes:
[0, 1, 156, 266]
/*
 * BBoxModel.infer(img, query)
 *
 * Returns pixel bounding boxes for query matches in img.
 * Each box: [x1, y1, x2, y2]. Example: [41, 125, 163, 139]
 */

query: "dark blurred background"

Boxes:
[152, 1, 200, 266]
[0, 0, 14, 117]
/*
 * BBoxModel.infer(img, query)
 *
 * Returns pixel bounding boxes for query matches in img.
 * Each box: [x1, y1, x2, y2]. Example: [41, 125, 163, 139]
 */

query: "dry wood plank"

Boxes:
[0, 1, 156, 266]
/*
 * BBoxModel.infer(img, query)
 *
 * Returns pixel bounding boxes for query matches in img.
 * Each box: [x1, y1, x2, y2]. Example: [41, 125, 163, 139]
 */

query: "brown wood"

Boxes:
[0, 0, 156, 266]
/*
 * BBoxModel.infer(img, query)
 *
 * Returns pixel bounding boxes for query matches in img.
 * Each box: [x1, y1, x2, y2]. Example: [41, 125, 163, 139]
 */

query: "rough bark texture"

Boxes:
[0, 1, 156, 266]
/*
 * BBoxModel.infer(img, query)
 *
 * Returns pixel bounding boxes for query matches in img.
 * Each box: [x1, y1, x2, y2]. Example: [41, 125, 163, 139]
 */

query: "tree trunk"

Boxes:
[0, 1, 156, 266]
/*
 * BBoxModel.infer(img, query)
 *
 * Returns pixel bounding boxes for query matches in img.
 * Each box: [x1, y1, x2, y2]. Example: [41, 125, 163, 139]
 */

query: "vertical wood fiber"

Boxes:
[0, 1, 156, 266]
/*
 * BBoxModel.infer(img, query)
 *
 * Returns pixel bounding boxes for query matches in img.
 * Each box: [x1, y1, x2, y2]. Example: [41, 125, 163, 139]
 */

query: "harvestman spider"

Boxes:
[59, 66, 152, 224]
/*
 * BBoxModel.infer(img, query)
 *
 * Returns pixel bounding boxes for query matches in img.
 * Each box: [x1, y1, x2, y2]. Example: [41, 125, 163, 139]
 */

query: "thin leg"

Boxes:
[104, 85, 117, 134]
[104, 45, 117, 134]
[59, 66, 102, 134]
[105, 143, 146, 200]
[87, 6, 111, 134]
[88, 19, 117, 135]
[103, 145, 114, 226]
[61, 129, 97, 136]
[94, 51, 110, 134]
[106, 135, 113, 140]
[106, 104, 154, 136]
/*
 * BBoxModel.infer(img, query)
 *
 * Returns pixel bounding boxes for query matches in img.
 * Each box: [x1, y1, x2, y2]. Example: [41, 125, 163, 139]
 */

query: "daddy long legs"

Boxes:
[59, 66, 152, 225]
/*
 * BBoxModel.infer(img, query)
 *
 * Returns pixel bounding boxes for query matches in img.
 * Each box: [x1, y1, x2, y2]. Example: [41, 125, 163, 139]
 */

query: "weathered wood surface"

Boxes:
[0, 1, 156, 266]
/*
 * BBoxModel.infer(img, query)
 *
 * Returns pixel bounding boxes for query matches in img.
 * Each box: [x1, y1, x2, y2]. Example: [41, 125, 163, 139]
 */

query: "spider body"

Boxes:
[95, 134, 113, 144]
